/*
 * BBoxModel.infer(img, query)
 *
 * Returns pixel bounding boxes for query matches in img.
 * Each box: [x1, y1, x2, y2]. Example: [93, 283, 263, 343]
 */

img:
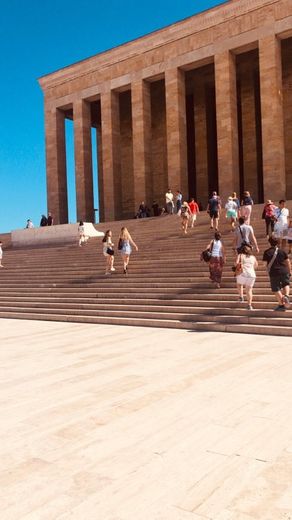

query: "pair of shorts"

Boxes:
[236, 274, 256, 288]
[227, 210, 237, 219]
[210, 210, 219, 219]
[104, 248, 114, 257]
[274, 224, 288, 238]
[269, 273, 290, 292]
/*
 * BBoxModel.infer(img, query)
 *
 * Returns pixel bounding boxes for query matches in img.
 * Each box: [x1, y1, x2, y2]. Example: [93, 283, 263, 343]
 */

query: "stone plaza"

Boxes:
[2, 319, 292, 519]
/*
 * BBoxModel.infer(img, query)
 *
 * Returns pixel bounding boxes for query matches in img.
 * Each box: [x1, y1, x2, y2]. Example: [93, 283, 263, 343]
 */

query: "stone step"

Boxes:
[0, 300, 289, 316]
[0, 288, 279, 299]
[0, 311, 291, 336]
[0, 296, 280, 307]
[0, 303, 291, 324]
[1, 203, 291, 336]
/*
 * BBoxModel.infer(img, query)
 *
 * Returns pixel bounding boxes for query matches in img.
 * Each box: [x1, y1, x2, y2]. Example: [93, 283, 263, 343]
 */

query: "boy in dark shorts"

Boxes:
[207, 191, 221, 231]
[263, 237, 291, 311]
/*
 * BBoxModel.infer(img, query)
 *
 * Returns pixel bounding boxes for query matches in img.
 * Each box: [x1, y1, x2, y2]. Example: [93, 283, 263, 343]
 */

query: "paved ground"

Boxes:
[1, 319, 292, 520]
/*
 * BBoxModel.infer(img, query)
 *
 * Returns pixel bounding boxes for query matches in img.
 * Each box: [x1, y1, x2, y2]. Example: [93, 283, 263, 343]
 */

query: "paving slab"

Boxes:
[1, 319, 292, 520]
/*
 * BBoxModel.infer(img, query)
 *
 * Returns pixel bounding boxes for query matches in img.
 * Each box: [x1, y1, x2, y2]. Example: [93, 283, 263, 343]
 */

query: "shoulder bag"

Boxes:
[266, 247, 278, 274]
[201, 240, 214, 263]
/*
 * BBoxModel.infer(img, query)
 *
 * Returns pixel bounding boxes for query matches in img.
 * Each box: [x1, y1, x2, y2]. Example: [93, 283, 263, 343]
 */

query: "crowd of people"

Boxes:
[1, 193, 291, 314]
[201, 191, 291, 312]
[100, 188, 292, 314]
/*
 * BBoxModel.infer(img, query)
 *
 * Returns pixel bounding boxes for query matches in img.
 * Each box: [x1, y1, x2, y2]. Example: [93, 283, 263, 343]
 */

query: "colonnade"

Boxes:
[45, 34, 287, 224]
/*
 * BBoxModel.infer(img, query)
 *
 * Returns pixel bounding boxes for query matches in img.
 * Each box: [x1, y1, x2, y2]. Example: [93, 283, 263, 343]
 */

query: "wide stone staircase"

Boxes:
[0, 205, 292, 335]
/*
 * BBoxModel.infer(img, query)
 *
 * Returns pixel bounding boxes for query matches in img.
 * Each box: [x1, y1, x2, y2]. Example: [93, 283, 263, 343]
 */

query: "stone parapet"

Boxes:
[11, 224, 104, 247]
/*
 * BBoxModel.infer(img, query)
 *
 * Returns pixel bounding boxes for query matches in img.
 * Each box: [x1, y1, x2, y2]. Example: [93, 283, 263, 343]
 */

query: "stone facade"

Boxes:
[39, 0, 292, 223]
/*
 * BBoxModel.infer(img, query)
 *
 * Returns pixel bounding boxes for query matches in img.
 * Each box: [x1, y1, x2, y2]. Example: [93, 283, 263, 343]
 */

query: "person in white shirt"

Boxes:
[235, 245, 258, 310]
[274, 199, 289, 248]
[102, 230, 115, 275]
[0, 241, 3, 267]
[25, 219, 34, 229]
[78, 221, 89, 246]
[165, 189, 174, 214]
[205, 231, 226, 288]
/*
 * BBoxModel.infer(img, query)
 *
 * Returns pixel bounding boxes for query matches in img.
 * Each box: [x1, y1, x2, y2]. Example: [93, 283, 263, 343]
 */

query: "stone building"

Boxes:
[39, 0, 292, 224]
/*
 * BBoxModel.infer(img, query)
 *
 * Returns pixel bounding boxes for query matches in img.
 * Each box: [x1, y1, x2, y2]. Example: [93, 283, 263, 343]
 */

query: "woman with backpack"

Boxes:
[205, 232, 226, 289]
[262, 199, 277, 238]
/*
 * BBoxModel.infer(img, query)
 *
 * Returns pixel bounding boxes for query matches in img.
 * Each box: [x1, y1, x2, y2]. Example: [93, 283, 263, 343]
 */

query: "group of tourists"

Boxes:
[206, 190, 253, 231]
[25, 212, 54, 229]
[40, 213, 54, 227]
[165, 189, 200, 234]
[203, 192, 291, 312]
[102, 227, 138, 275]
[1, 192, 291, 313]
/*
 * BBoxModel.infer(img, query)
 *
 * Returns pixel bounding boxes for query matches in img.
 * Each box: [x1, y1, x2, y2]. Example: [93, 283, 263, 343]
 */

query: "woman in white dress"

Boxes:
[235, 245, 258, 310]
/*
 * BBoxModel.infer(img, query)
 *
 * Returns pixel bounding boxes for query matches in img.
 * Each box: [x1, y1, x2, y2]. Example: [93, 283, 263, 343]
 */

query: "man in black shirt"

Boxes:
[263, 237, 291, 311]
[207, 191, 221, 231]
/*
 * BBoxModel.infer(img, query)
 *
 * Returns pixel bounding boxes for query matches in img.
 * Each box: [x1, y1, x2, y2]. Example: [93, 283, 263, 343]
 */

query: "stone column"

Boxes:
[45, 105, 68, 224]
[259, 35, 286, 199]
[165, 68, 188, 197]
[194, 81, 209, 206]
[215, 50, 239, 200]
[96, 124, 104, 222]
[131, 80, 152, 208]
[73, 99, 94, 222]
[100, 91, 120, 221]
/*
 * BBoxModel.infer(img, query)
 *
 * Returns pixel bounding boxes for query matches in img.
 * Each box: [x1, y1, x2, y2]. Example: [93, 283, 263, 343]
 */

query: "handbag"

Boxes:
[118, 239, 123, 250]
[201, 241, 214, 263]
[106, 247, 114, 256]
[232, 254, 243, 276]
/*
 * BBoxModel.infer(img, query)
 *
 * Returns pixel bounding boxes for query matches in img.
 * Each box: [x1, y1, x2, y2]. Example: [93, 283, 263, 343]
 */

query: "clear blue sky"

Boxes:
[0, 0, 225, 233]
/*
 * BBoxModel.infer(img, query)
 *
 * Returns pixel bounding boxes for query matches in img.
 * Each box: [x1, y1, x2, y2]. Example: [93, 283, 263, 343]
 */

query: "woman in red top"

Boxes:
[188, 198, 199, 228]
